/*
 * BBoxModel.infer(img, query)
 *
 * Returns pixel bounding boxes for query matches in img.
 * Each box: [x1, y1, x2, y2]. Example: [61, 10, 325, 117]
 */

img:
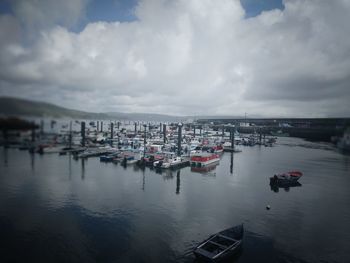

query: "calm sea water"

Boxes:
[1, 137, 349, 263]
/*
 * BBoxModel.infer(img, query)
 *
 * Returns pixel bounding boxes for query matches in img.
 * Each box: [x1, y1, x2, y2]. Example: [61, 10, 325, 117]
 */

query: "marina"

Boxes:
[1, 0, 350, 262]
[1, 123, 350, 262]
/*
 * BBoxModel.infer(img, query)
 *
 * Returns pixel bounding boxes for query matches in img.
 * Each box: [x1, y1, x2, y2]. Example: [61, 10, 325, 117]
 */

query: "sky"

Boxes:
[0, 0, 349, 117]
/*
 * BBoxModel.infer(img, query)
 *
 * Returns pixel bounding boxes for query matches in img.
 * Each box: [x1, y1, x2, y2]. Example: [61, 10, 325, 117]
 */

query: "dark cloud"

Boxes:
[0, 0, 349, 117]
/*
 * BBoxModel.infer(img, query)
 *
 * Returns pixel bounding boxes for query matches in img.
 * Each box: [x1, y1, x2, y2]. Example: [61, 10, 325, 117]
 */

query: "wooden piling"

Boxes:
[163, 124, 166, 143]
[231, 126, 235, 151]
[81, 121, 86, 147]
[177, 123, 182, 156]
[110, 122, 114, 139]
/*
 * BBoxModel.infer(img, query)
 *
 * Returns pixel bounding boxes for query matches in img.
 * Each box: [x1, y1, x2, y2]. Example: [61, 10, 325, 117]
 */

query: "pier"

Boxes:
[196, 117, 350, 142]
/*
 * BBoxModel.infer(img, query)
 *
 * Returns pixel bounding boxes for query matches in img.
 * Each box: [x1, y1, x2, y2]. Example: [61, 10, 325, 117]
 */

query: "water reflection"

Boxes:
[270, 181, 302, 193]
[176, 170, 180, 195]
[142, 169, 145, 191]
[68, 153, 72, 179]
[190, 163, 218, 176]
[3, 147, 8, 166]
[233, 231, 309, 263]
[30, 151, 35, 171]
[1, 137, 350, 263]
[160, 169, 174, 180]
[81, 158, 85, 180]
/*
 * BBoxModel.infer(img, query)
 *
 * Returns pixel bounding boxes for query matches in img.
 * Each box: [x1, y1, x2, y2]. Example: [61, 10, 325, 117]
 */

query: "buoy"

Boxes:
[266, 205, 271, 210]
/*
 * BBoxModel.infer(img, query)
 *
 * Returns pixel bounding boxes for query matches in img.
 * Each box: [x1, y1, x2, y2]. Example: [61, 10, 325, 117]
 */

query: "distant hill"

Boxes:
[0, 97, 186, 122]
[0, 97, 110, 119]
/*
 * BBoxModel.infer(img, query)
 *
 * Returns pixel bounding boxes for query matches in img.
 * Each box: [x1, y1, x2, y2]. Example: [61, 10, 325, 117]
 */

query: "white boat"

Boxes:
[154, 154, 183, 169]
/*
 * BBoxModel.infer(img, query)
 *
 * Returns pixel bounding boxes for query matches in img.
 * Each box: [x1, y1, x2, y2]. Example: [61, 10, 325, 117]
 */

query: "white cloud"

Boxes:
[0, 0, 350, 117]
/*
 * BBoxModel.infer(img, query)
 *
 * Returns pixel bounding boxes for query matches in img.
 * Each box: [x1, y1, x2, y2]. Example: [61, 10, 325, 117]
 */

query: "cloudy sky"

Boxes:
[0, 0, 349, 117]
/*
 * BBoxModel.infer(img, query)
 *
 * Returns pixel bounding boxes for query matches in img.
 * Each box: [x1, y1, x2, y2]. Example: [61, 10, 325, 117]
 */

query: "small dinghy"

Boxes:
[270, 171, 303, 184]
[194, 224, 244, 262]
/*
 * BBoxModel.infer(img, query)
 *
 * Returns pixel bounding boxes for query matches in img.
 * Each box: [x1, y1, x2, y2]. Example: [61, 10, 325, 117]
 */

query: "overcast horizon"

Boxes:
[1, 0, 350, 118]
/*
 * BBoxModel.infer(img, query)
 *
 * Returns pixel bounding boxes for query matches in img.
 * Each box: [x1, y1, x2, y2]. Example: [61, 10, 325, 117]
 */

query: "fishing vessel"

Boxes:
[190, 153, 220, 167]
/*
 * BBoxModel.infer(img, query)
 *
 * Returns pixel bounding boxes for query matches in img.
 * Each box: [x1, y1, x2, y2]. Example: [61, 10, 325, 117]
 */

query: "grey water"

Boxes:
[1, 137, 349, 263]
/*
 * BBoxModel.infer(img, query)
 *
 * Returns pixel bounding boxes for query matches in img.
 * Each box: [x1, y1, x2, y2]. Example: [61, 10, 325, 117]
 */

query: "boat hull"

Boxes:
[194, 224, 244, 262]
[190, 153, 220, 167]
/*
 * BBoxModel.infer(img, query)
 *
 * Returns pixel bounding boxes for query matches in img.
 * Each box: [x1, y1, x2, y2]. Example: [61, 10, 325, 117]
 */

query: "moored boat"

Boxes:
[270, 171, 303, 184]
[154, 155, 183, 169]
[121, 155, 138, 165]
[191, 153, 220, 167]
[194, 224, 244, 262]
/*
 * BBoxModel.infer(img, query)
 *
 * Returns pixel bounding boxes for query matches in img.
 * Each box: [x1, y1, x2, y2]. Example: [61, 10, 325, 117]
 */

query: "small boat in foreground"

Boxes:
[270, 171, 303, 184]
[194, 224, 243, 262]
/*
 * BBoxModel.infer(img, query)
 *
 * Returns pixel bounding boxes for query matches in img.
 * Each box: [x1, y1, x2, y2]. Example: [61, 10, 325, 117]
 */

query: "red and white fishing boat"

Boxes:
[190, 153, 220, 167]
[212, 144, 224, 153]
[270, 171, 303, 183]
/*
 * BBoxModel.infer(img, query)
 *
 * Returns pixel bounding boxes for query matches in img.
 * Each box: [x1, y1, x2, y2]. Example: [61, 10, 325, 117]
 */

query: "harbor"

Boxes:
[1, 0, 350, 262]
[1, 118, 350, 262]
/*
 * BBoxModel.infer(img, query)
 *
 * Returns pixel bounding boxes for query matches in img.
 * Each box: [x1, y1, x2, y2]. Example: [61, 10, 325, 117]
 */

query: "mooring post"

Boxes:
[69, 121, 72, 148]
[163, 124, 166, 143]
[81, 121, 86, 147]
[177, 123, 183, 156]
[231, 126, 235, 151]
[110, 122, 114, 139]
[110, 122, 114, 147]
[143, 124, 147, 158]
